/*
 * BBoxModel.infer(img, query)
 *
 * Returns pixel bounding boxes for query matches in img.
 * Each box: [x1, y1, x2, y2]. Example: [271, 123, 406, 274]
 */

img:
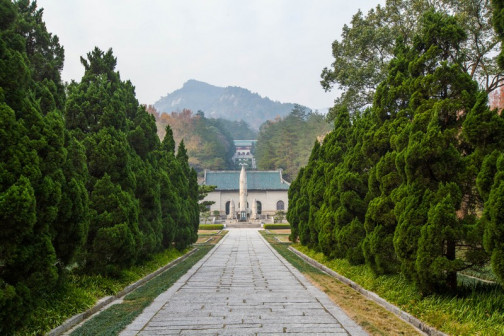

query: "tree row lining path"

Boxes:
[120, 229, 367, 335]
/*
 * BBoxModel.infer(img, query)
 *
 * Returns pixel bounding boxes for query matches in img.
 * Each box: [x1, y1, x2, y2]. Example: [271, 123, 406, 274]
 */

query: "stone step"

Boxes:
[225, 223, 262, 228]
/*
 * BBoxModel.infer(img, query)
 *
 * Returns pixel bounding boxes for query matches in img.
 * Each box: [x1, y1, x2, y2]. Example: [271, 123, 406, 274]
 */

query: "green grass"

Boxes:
[198, 224, 224, 230]
[70, 246, 213, 335]
[460, 264, 498, 283]
[260, 231, 324, 275]
[294, 244, 504, 335]
[263, 224, 291, 229]
[16, 248, 186, 336]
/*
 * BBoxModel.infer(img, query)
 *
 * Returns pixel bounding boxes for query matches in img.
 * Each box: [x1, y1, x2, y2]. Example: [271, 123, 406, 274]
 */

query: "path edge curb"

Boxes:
[120, 229, 228, 335]
[47, 248, 199, 336]
[288, 246, 447, 336]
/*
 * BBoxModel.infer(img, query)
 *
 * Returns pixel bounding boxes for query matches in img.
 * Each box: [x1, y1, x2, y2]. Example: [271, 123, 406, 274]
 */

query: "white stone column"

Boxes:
[239, 166, 247, 221]
[251, 198, 257, 220]
[228, 200, 236, 220]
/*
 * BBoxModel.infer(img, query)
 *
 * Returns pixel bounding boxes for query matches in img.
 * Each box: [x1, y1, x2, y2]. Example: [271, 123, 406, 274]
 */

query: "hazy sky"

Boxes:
[37, 0, 383, 110]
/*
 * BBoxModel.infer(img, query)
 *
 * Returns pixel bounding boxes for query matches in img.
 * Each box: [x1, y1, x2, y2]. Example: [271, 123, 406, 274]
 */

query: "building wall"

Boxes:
[206, 190, 288, 216]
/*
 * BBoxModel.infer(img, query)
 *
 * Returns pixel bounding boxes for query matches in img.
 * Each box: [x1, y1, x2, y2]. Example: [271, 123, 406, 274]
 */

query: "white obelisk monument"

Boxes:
[239, 165, 247, 221]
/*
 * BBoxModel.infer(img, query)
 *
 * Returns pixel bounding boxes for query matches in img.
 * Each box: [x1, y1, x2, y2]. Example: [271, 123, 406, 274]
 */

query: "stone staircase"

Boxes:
[225, 222, 262, 229]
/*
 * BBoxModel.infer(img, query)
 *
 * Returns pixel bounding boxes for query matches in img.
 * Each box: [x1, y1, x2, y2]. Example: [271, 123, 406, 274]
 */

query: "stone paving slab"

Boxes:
[120, 229, 367, 336]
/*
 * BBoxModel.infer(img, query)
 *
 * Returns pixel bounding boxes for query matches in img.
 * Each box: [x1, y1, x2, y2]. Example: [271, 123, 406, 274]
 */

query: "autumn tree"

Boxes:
[153, 109, 235, 174]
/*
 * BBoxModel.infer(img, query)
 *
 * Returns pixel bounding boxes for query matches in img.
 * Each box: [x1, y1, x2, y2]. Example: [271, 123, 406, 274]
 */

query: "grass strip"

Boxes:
[294, 244, 504, 336]
[17, 248, 186, 336]
[69, 246, 213, 336]
[260, 231, 423, 336]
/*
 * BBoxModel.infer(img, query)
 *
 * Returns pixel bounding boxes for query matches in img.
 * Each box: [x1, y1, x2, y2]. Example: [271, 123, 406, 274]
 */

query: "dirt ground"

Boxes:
[267, 229, 291, 235]
[274, 235, 291, 243]
[197, 230, 220, 235]
[195, 231, 227, 245]
[261, 232, 423, 336]
[304, 271, 423, 336]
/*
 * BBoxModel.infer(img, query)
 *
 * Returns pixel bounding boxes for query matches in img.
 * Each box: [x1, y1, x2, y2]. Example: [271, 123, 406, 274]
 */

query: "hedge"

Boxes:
[198, 224, 224, 230]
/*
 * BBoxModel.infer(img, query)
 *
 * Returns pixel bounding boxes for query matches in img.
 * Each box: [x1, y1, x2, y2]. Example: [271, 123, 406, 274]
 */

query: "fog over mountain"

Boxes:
[154, 80, 309, 129]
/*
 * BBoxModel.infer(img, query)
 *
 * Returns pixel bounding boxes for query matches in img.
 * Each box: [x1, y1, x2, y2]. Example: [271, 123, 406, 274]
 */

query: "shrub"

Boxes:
[198, 224, 224, 230]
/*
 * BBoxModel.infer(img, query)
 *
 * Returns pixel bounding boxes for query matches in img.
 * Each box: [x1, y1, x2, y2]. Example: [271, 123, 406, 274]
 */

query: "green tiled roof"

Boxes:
[203, 170, 290, 191]
[234, 140, 257, 147]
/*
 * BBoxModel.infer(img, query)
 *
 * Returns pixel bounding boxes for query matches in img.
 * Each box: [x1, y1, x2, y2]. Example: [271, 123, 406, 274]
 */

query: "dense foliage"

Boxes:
[0, 1, 198, 333]
[148, 107, 235, 174]
[211, 118, 257, 140]
[322, 0, 501, 121]
[289, 9, 504, 294]
[255, 105, 333, 181]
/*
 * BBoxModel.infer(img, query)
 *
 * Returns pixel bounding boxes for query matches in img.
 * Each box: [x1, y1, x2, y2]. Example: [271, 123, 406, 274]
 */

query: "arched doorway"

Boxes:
[256, 201, 262, 214]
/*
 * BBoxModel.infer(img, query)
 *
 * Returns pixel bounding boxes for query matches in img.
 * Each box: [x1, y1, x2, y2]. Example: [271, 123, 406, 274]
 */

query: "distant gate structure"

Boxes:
[202, 166, 289, 220]
[232, 140, 257, 169]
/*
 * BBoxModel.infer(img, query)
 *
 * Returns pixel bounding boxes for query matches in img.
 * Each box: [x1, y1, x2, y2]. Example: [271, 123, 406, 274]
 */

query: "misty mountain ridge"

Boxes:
[154, 79, 308, 129]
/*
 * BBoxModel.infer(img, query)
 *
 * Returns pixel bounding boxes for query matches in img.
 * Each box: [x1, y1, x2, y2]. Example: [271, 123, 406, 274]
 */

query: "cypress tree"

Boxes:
[363, 151, 402, 274]
[332, 111, 371, 265]
[65, 48, 143, 273]
[176, 140, 199, 248]
[361, 39, 411, 275]
[392, 11, 482, 293]
[287, 166, 303, 242]
[162, 124, 176, 153]
[317, 108, 350, 257]
[87, 173, 139, 274]
[0, 0, 68, 329]
[296, 141, 320, 246]
[481, 153, 504, 285]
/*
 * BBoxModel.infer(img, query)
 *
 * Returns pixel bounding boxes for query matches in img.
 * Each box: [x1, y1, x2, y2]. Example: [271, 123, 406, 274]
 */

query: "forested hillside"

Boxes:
[289, 5, 504, 294]
[0, 1, 198, 333]
[255, 105, 332, 181]
[213, 118, 257, 140]
[154, 79, 307, 129]
[147, 107, 236, 174]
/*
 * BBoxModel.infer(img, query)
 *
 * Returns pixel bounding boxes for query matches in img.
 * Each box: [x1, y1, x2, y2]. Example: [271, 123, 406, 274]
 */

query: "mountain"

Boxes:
[154, 80, 307, 129]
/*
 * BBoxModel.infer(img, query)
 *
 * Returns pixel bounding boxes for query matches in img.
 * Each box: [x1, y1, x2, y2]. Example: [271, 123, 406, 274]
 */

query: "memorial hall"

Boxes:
[201, 166, 290, 220]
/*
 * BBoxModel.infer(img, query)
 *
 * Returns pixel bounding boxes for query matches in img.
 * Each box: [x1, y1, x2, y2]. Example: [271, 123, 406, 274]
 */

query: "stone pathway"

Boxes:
[120, 229, 366, 335]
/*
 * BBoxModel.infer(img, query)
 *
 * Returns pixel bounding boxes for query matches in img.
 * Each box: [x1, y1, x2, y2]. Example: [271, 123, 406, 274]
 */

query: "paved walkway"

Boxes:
[121, 229, 366, 335]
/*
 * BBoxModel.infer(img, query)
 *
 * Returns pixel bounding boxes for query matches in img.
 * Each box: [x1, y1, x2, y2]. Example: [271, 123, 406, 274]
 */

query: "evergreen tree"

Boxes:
[162, 124, 176, 153]
[480, 153, 504, 285]
[316, 108, 349, 257]
[0, 0, 73, 330]
[391, 11, 482, 293]
[87, 174, 139, 272]
[65, 47, 149, 273]
[290, 7, 502, 294]
[361, 39, 411, 275]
